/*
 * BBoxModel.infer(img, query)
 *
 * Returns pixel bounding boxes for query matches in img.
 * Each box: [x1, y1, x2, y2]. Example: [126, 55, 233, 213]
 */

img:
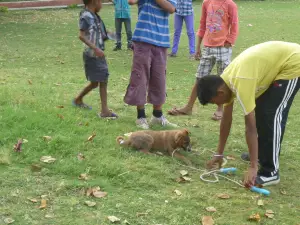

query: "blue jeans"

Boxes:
[171, 13, 195, 55]
[115, 18, 132, 46]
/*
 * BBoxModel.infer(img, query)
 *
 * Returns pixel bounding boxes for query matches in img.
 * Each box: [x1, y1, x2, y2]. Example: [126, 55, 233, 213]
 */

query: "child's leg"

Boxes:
[171, 14, 184, 55]
[254, 79, 299, 185]
[99, 81, 110, 116]
[184, 13, 195, 55]
[168, 47, 215, 116]
[124, 18, 133, 48]
[124, 42, 151, 126]
[74, 82, 99, 105]
[115, 18, 122, 48]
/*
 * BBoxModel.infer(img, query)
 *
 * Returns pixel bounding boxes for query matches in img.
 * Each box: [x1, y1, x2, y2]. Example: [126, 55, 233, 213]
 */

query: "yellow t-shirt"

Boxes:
[221, 41, 300, 115]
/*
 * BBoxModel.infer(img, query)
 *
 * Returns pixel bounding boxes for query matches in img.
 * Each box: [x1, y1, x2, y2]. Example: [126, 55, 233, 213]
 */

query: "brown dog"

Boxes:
[116, 129, 192, 165]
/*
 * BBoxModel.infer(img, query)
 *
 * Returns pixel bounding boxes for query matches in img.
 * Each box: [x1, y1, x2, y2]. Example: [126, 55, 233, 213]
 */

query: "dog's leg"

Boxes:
[139, 149, 154, 155]
[172, 151, 192, 166]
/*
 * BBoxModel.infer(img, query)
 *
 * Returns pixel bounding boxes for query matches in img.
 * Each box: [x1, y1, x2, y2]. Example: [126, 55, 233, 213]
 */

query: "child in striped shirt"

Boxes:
[124, 0, 177, 129]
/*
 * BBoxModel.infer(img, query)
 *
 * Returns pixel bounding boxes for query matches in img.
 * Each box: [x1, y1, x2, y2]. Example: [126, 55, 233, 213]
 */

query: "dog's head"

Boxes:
[175, 129, 192, 152]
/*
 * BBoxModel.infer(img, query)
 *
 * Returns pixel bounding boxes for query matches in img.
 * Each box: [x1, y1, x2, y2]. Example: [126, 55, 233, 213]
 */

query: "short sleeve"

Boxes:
[168, 0, 177, 7]
[230, 78, 256, 115]
[79, 16, 90, 31]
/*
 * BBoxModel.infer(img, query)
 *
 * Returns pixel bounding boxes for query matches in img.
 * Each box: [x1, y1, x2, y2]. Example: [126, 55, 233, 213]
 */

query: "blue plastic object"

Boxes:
[220, 167, 237, 174]
[250, 186, 270, 196]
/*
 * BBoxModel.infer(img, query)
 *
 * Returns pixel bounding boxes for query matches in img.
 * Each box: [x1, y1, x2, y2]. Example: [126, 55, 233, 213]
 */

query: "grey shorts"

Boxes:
[124, 42, 167, 106]
[195, 46, 232, 78]
[83, 53, 109, 82]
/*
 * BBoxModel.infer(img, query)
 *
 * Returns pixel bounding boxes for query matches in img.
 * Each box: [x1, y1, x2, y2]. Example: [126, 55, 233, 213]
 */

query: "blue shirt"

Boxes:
[132, 0, 176, 48]
[114, 0, 130, 19]
[176, 0, 193, 16]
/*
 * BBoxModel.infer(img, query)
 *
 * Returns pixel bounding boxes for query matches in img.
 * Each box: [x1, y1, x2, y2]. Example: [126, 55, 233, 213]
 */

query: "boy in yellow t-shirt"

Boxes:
[197, 41, 300, 187]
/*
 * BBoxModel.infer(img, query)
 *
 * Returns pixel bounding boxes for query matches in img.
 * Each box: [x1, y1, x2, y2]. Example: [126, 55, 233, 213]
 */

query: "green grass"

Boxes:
[1, 1, 300, 224]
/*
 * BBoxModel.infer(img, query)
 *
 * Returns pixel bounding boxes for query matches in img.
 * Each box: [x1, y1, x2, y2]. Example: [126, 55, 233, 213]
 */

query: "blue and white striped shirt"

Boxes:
[132, 0, 176, 48]
[176, 0, 193, 16]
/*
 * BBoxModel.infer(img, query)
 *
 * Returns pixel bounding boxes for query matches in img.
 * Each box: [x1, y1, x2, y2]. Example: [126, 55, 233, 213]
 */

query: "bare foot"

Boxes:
[212, 111, 223, 121]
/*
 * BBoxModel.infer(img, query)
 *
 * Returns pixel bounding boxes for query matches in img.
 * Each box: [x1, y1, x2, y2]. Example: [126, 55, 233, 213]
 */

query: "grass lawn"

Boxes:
[1, 1, 300, 224]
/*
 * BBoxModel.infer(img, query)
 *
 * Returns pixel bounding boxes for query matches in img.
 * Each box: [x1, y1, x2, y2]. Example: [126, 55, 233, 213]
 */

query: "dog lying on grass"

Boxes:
[116, 129, 192, 165]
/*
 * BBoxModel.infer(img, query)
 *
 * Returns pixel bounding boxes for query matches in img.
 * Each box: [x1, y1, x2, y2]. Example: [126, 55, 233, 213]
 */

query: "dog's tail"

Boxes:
[116, 136, 130, 146]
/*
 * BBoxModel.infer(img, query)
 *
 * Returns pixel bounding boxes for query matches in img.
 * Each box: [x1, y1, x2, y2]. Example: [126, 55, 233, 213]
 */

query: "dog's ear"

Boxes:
[182, 129, 190, 135]
[175, 132, 184, 145]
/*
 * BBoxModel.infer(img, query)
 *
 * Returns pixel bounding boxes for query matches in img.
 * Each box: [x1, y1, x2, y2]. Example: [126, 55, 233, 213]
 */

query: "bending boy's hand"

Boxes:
[95, 48, 105, 58]
[206, 156, 223, 170]
[244, 166, 257, 188]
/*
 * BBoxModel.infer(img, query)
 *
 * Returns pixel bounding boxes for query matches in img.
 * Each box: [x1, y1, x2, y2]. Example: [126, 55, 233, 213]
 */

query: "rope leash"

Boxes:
[171, 149, 270, 196]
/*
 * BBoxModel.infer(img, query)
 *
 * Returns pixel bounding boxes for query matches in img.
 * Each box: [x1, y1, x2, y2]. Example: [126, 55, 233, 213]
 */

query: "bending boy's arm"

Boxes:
[155, 0, 176, 13]
[244, 111, 259, 169]
[217, 102, 233, 155]
[128, 0, 138, 5]
[226, 2, 239, 44]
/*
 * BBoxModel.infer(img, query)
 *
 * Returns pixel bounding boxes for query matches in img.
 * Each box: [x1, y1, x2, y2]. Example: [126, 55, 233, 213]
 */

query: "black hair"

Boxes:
[82, 0, 92, 5]
[197, 75, 225, 105]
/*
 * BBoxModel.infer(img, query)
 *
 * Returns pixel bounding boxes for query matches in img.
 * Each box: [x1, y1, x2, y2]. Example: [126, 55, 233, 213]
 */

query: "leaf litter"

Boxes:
[86, 186, 107, 198]
[107, 216, 121, 223]
[40, 156, 56, 163]
[206, 206, 217, 212]
[202, 216, 214, 225]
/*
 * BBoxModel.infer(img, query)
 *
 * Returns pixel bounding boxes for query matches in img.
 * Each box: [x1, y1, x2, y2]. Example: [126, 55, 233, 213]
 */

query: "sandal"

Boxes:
[98, 112, 118, 120]
[211, 112, 222, 121]
[167, 107, 192, 116]
[72, 99, 92, 110]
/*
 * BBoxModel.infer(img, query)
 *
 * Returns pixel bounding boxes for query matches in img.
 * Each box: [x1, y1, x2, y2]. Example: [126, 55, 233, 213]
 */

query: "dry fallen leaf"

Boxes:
[43, 136, 52, 141]
[86, 188, 93, 196]
[87, 133, 96, 142]
[27, 197, 38, 203]
[123, 219, 130, 224]
[28, 79, 32, 85]
[77, 153, 85, 161]
[179, 170, 188, 176]
[206, 206, 217, 212]
[280, 189, 287, 195]
[121, 77, 128, 81]
[217, 193, 230, 199]
[4, 218, 15, 224]
[265, 213, 274, 219]
[247, 24, 253, 27]
[45, 214, 54, 218]
[78, 173, 88, 180]
[182, 176, 192, 181]
[22, 139, 28, 143]
[257, 199, 264, 206]
[31, 164, 42, 172]
[202, 216, 214, 225]
[13, 139, 23, 152]
[39, 199, 47, 209]
[57, 114, 64, 119]
[174, 189, 182, 196]
[226, 155, 236, 160]
[54, 83, 61, 86]
[40, 156, 56, 163]
[248, 213, 261, 222]
[56, 105, 64, 108]
[93, 191, 107, 198]
[107, 216, 121, 223]
[184, 69, 189, 72]
[136, 212, 148, 217]
[85, 201, 96, 207]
